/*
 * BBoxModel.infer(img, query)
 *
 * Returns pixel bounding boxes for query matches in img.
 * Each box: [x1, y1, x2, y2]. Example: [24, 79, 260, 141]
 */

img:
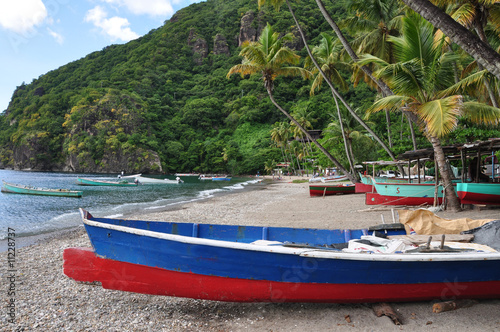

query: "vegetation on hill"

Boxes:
[0, 0, 499, 177]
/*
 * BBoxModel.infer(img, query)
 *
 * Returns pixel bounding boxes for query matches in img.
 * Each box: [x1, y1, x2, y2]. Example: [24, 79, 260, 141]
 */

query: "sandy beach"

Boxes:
[2, 176, 500, 331]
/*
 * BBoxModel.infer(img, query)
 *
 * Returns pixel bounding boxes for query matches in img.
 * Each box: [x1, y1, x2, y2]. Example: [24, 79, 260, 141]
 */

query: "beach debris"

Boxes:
[432, 299, 478, 313]
[344, 314, 351, 323]
[372, 302, 402, 325]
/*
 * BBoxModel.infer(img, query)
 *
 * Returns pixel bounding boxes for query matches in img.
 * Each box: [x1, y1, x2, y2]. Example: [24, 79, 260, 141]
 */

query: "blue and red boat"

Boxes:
[63, 209, 500, 303]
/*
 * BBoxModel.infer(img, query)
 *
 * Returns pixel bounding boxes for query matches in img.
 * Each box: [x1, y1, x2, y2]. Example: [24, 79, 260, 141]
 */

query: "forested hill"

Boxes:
[0, 0, 459, 175]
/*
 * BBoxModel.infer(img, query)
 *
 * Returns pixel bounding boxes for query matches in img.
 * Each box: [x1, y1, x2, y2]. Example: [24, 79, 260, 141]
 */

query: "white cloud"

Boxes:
[0, 0, 47, 34]
[85, 6, 139, 42]
[102, 0, 174, 17]
[47, 28, 64, 45]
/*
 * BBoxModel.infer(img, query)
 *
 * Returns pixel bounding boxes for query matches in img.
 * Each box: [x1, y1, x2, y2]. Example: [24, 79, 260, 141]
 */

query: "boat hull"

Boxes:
[457, 183, 500, 205]
[365, 192, 443, 206]
[355, 183, 374, 194]
[76, 178, 137, 186]
[1, 181, 82, 197]
[309, 184, 355, 196]
[372, 182, 445, 198]
[64, 247, 500, 303]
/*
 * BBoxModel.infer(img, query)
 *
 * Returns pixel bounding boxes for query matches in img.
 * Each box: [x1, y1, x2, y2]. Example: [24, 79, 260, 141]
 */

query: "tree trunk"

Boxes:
[428, 135, 461, 212]
[400, 0, 500, 81]
[332, 93, 355, 177]
[267, 89, 358, 182]
[385, 110, 393, 148]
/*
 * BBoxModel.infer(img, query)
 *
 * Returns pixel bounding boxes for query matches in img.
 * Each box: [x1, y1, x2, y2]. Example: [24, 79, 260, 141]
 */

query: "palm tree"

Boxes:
[270, 121, 291, 164]
[432, 0, 500, 107]
[399, 0, 500, 80]
[227, 23, 357, 182]
[359, 12, 500, 211]
[342, 0, 407, 147]
[304, 33, 356, 176]
[259, 0, 405, 168]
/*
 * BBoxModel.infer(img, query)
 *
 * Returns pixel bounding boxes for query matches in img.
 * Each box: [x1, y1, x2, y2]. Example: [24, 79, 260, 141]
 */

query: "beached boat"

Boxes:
[1, 181, 83, 197]
[212, 176, 231, 181]
[457, 183, 500, 205]
[309, 183, 356, 196]
[76, 177, 137, 187]
[134, 176, 182, 184]
[63, 209, 500, 303]
[308, 175, 348, 183]
[367, 180, 451, 206]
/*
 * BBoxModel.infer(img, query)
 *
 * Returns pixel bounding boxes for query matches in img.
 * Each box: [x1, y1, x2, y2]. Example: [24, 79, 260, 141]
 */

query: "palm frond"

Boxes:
[419, 96, 463, 138]
[462, 102, 500, 126]
[367, 95, 412, 114]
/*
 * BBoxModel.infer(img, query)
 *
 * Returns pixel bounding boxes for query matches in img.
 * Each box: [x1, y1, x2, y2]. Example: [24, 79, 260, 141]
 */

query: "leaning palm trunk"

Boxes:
[332, 93, 356, 176]
[428, 135, 461, 212]
[266, 89, 357, 182]
[313, 0, 418, 153]
[283, 0, 401, 164]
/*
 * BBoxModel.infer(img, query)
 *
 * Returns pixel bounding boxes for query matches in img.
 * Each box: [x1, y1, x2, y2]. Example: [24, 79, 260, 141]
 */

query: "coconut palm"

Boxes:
[359, 12, 500, 211]
[227, 23, 357, 182]
[399, 0, 500, 80]
[259, 0, 405, 168]
[304, 33, 356, 175]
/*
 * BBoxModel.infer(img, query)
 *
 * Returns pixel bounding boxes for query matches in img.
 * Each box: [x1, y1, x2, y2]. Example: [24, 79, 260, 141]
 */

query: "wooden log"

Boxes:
[372, 302, 402, 325]
[432, 299, 478, 313]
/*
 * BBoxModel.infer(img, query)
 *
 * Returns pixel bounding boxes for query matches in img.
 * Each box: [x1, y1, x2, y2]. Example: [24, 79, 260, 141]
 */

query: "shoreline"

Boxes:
[3, 177, 500, 331]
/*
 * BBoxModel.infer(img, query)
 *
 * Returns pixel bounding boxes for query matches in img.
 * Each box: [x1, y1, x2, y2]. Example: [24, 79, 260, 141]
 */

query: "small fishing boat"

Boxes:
[368, 180, 452, 206]
[309, 183, 356, 196]
[63, 209, 500, 303]
[309, 175, 348, 183]
[1, 181, 83, 197]
[457, 183, 500, 205]
[198, 175, 213, 180]
[118, 173, 142, 179]
[76, 177, 137, 187]
[134, 176, 183, 184]
[212, 176, 231, 181]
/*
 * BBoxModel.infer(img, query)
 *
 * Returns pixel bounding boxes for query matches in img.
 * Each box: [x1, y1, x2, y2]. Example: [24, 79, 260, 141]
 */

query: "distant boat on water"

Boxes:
[134, 176, 183, 184]
[1, 180, 83, 197]
[212, 176, 231, 181]
[76, 177, 137, 187]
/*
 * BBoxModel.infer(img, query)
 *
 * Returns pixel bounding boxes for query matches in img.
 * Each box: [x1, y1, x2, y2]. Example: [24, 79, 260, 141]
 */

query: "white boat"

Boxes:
[119, 173, 142, 179]
[309, 175, 348, 183]
[198, 175, 213, 180]
[135, 176, 182, 184]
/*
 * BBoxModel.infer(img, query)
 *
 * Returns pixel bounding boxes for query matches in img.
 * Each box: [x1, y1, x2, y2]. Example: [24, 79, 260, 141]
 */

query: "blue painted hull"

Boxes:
[82, 213, 500, 285]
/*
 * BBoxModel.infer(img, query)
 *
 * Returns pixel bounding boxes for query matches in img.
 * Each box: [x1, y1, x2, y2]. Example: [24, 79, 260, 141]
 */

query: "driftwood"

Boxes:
[387, 234, 474, 244]
[372, 302, 402, 325]
[432, 299, 478, 313]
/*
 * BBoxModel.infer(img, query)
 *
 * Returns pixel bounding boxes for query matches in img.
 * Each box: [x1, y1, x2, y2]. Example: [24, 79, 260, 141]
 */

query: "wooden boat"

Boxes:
[212, 176, 231, 181]
[308, 175, 348, 183]
[76, 177, 137, 187]
[369, 180, 451, 206]
[457, 183, 500, 205]
[119, 173, 142, 179]
[134, 176, 182, 184]
[63, 209, 500, 303]
[309, 183, 356, 196]
[198, 175, 213, 180]
[1, 181, 83, 197]
[175, 173, 200, 176]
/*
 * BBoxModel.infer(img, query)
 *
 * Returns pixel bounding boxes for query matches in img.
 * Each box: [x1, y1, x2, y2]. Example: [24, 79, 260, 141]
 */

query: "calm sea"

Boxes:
[0, 170, 264, 240]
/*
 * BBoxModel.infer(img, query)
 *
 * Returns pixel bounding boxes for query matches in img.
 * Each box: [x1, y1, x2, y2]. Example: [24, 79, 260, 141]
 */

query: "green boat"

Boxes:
[309, 183, 356, 196]
[76, 177, 138, 186]
[1, 181, 83, 198]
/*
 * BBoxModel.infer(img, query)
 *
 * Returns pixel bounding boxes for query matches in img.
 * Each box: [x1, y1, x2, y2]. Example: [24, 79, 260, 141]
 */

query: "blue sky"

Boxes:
[0, 0, 203, 112]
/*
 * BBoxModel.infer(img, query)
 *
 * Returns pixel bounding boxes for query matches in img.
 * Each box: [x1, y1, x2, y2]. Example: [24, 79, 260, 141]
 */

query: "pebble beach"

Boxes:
[2, 176, 500, 331]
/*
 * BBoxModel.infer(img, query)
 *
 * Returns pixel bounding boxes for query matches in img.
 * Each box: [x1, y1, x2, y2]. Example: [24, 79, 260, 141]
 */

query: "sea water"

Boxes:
[0, 170, 264, 240]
